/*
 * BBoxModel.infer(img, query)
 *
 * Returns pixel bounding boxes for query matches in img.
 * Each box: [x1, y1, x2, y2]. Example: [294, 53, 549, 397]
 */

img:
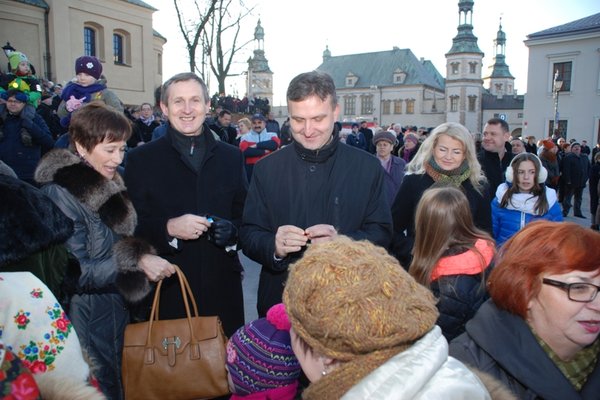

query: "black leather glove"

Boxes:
[208, 217, 238, 247]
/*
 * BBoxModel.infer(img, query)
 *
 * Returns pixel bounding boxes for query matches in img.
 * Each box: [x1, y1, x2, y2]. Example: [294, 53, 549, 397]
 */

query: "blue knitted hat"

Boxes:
[225, 304, 300, 395]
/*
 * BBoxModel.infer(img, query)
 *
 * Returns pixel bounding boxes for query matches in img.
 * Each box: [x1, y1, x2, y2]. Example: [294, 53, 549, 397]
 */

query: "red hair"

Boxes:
[489, 221, 600, 318]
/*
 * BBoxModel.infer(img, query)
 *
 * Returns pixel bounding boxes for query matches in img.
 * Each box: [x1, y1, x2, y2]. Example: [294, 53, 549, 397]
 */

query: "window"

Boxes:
[393, 100, 402, 114]
[468, 95, 477, 112]
[113, 33, 124, 64]
[361, 95, 373, 115]
[469, 62, 477, 74]
[549, 120, 568, 139]
[518, 113, 524, 119]
[450, 96, 459, 112]
[553, 62, 572, 92]
[344, 96, 356, 116]
[451, 62, 459, 75]
[346, 78, 353, 86]
[405, 99, 415, 114]
[382, 100, 391, 115]
[84, 27, 96, 56]
[84, 23, 105, 60]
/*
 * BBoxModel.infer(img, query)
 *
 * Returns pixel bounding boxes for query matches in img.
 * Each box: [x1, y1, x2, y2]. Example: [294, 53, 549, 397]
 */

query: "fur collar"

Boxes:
[35, 149, 136, 235]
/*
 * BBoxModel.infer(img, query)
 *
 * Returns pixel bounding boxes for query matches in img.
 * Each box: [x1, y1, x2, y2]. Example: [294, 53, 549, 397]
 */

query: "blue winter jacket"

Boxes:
[492, 183, 563, 247]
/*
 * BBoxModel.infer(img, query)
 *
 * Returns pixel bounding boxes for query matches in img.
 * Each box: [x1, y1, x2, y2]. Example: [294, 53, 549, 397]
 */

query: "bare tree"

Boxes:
[203, 0, 254, 95]
[173, 0, 218, 79]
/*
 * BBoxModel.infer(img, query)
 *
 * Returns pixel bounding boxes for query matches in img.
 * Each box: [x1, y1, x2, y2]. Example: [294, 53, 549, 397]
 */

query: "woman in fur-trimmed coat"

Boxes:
[34, 102, 173, 400]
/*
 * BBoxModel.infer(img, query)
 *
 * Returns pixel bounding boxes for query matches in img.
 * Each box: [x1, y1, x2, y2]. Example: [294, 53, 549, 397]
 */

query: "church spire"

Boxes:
[446, 0, 483, 55]
[488, 18, 513, 79]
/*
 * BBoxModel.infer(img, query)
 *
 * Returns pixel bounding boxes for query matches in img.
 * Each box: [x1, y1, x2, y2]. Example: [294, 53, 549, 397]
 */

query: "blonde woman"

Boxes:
[391, 122, 491, 267]
[235, 117, 251, 146]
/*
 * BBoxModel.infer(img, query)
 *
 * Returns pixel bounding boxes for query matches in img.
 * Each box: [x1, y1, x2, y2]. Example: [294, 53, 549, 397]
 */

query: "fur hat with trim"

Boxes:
[75, 56, 102, 80]
[373, 130, 397, 146]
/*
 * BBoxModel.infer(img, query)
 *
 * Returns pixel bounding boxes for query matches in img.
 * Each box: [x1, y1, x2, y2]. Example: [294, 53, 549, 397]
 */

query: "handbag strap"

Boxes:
[145, 266, 200, 348]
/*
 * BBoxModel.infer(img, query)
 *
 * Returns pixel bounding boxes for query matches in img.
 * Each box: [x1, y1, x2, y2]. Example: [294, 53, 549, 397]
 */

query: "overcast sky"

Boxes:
[146, 0, 599, 105]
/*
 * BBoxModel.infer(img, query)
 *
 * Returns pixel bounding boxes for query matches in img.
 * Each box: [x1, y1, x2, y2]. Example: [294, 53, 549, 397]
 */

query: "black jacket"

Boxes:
[477, 149, 514, 197]
[124, 123, 247, 336]
[450, 300, 600, 399]
[391, 174, 492, 267]
[240, 135, 392, 316]
[562, 153, 590, 188]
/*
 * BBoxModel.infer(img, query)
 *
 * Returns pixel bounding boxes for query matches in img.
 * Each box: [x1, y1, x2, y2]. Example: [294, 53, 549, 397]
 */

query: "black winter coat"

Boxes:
[477, 149, 514, 196]
[450, 300, 600, 399]
[391, 174, 492, 268]
[124, 124, 247, 337]
[240, 137, 392, 316]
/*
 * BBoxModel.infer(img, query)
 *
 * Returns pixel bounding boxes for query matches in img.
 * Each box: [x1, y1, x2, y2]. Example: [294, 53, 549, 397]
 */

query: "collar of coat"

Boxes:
[35, 149, 136, 236]
[292, 128, 339, 164]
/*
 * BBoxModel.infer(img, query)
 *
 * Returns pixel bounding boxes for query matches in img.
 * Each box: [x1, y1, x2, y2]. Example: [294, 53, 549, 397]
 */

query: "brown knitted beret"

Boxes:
[283, 236, 439, 362]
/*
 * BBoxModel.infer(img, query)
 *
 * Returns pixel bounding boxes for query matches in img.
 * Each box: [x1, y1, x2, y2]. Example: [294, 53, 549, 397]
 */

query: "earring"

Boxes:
[321, 369, 327, 376]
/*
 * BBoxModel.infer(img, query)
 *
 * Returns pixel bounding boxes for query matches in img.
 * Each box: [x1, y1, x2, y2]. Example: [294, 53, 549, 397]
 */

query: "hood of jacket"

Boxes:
[0, 174, 74, 267]
[35, 149, 136, 236]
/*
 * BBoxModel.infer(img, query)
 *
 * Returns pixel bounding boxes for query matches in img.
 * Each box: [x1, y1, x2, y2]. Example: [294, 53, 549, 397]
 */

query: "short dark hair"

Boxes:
[161, 72, 209, 106]
[287, 70, 337, 107]
[218, 109, 231, 118]
[69, 101, 131, 152]
[486, 117, 509, 133]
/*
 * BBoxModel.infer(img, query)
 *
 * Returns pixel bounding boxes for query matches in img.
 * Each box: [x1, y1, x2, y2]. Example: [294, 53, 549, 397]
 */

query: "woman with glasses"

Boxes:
[450, 220, 600, 399]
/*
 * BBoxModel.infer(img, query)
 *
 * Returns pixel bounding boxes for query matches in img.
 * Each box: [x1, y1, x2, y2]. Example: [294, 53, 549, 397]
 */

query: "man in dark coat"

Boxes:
[561, 142, 590, 218]
[240, 71, 392, 317]
[124, 72, 247, 337]
[478, 117, 514, 196]
[208, 108, 238, 145]
[359, 120, 375, 154]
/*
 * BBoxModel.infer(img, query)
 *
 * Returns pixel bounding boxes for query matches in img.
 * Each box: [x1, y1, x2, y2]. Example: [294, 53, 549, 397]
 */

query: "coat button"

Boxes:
[309, 165, 316, 172]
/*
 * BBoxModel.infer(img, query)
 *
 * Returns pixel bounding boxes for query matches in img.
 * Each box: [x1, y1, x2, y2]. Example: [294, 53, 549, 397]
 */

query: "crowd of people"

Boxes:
[1, 50, 599, 400]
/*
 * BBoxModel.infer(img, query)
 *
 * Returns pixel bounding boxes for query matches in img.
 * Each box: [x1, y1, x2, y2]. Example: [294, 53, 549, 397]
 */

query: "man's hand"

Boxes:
[167, 214, 212, 241]
[138, 254, 176, 282]
[275, 225, 308, 258]
[305, 224, 338, 244]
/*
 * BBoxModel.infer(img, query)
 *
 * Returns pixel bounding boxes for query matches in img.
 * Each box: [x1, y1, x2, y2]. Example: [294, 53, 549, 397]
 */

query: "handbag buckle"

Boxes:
[162, 336, 181, 350]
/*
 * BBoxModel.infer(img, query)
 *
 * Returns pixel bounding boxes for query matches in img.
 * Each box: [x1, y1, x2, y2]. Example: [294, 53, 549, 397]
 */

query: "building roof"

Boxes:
[153, 29, 166, 41]
[12, 0, 48, 9]
[528, 12, 600, 39]
[317, 47, 445, 90]
[481, 92, 524, 110]
[122, 0, 157, 11]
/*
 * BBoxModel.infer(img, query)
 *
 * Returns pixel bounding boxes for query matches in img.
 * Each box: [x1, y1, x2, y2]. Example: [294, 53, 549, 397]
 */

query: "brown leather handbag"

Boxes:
[121, 266, 230, 399]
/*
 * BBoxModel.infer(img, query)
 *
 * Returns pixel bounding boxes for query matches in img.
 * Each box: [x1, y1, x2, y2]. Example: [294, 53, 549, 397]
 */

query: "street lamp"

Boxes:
[552, 69, 563, 137]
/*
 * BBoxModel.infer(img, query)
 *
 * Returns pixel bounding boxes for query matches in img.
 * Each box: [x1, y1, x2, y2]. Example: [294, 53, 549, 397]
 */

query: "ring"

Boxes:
[284, 239, 287, 246]
[195, 230, 199, 235]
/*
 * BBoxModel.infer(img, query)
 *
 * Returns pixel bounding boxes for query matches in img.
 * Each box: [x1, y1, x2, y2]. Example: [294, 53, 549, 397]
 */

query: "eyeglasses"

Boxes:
[6, 99, 24, 105]
[542, 278, 600, 303]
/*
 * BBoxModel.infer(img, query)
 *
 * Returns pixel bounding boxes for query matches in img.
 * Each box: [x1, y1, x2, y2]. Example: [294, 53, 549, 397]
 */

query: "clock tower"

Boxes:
[247, 19, 273, 105]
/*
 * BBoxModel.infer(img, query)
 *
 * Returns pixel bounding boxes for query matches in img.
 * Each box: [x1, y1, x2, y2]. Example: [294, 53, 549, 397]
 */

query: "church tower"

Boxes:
[445, 0, 484, 133]
[483, 19, 515, 98]
[247, 19, 273, 105]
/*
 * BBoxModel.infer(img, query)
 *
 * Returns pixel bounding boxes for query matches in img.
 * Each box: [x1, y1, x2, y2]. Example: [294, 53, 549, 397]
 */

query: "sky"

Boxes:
[146, 0, 599, 106]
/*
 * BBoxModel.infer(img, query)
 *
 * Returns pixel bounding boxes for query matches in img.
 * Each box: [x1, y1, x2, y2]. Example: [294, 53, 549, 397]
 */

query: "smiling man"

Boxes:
[478, 117, 514, 195]
[240, 71, 392, 317]
[124, 72, 248, 337]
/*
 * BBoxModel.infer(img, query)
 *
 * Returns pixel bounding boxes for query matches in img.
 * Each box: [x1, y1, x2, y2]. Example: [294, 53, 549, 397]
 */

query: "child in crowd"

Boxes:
[226, 303, 301, 400]
[0, 50, 42, 107]
[57, 56, 122, 128]
[409, 186, 495, 341]
[492, 152, 563, 246]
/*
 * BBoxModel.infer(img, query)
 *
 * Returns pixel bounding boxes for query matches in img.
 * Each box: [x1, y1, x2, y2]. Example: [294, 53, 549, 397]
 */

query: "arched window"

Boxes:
[113, 29, 131, 65]
[84, 27, 96, 56]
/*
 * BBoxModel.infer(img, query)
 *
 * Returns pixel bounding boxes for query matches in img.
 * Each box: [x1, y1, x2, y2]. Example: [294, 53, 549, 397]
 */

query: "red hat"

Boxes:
[542, 139, 556, 150]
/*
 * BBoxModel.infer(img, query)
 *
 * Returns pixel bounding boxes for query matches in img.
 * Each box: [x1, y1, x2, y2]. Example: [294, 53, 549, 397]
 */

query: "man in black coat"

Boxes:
[359, 120, 375, 154]
[561, 142, 590, 218]
[208, 108, 238, 145]
[240, 71, 392, 317]
[124, 73, 247, 337]
[478, 117, 514, 196]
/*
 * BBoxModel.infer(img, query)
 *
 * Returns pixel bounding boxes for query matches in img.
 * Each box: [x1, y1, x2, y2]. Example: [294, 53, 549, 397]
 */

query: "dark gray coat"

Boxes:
[450, 300, 600, 399]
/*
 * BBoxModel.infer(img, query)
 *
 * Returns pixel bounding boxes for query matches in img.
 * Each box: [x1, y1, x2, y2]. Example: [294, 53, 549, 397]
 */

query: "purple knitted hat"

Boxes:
[75, 56, 102, 80]
[226, 304, 300, 395]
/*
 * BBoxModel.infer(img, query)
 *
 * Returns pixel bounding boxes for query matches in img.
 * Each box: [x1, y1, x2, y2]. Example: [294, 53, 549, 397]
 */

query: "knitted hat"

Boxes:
[404, 133, 419, 146]
[541, 139, 556, 150]
[8, 52, 29, 72]
[226, 303, 301, 396]
[373, 130, 397, 145]
[75, 56, 102, 80]
[283, 236, 438, 363]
